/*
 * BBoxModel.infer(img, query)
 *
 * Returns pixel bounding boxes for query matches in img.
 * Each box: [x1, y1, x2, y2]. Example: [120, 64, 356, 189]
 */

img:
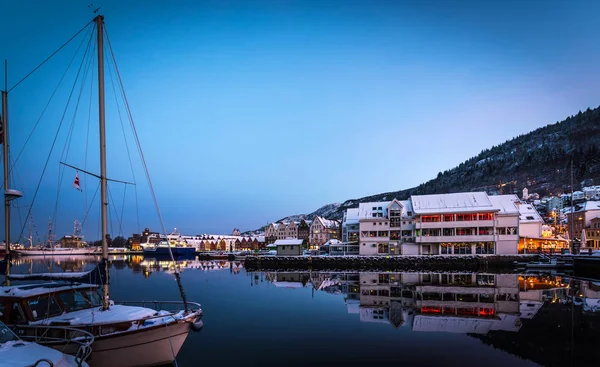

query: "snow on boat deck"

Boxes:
[32, 305, 158, 325]
[0, 282, 97, 298]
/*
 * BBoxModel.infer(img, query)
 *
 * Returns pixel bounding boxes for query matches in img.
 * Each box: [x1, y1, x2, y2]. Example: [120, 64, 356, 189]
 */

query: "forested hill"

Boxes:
[248, 106, 600, 230]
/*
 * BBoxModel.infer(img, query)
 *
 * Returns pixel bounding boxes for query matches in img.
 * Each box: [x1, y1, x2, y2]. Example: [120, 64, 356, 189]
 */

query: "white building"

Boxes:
[583, 186, 600, 200]
[342, 208, 360, 243]
[357, 199, 416, 256]
[411, 192, 520, 255]
[514, 200, 544, 238]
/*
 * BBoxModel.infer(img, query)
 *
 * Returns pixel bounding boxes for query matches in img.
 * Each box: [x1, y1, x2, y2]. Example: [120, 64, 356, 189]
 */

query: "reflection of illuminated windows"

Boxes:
[476, 274, 495, 286]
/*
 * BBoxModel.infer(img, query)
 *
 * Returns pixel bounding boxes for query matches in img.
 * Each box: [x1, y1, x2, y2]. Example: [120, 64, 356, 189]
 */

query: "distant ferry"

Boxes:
[142, 240, 196, 257]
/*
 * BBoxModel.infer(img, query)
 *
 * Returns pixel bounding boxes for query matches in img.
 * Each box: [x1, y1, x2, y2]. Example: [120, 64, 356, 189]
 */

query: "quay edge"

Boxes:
[243, 255, 542, 271]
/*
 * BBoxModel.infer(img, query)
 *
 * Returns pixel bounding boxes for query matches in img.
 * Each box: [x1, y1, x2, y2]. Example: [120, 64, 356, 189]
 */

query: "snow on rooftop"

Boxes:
[358, 201, 391, 219]
[316, 216, 339, 229]
[487, 195, 520, 215]
[583, 201, 600, 211]
[515, 200, 544, 222]
[273, 239, 304, 246]
[343, 208, 360, 224]
[411, 192, 496, 214]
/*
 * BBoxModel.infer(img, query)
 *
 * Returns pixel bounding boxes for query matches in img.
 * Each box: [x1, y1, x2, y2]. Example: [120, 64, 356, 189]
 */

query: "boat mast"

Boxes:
[95, 14, 110, 311]
[570, 159, 574, 254]
[2, 61, 10, 287]
[2, 92, 9, 258]
[2, 59, 10, 258]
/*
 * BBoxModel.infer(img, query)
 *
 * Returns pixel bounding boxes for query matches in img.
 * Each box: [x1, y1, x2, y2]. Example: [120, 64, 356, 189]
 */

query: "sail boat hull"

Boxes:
[13, 248, 100, 256]
[54, 319, 195, 367]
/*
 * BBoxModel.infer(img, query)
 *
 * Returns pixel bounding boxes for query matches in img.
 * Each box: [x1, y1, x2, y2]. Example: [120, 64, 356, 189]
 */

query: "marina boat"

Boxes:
[0, 281, 202, 367]
[0, 321, 92, 367]
[1, 13, 203, 367]
[14, 221, 99, 256]
[143, 240, 196, 257]
[13, 247, 100, 256]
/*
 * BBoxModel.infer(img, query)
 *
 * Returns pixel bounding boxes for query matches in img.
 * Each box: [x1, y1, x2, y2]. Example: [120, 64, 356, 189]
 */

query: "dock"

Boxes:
[243, 255, 541, 271]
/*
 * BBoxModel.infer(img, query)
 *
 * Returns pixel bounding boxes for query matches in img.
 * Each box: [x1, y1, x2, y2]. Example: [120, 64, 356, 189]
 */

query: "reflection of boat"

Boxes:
[143, 240, 196, 257]
[0, 321, 92, 367]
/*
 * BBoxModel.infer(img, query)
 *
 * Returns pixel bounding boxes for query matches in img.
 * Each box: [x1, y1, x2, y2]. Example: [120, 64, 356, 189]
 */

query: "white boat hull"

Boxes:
[51, 318, 196, 367]
[89, 321, 192, 367]
[13, 248, 99, 256]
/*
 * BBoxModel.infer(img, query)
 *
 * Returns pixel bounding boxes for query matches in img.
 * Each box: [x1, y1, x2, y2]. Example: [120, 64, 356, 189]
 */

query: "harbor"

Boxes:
[2, 1, 600, 366]
[3, 255, 600, 367]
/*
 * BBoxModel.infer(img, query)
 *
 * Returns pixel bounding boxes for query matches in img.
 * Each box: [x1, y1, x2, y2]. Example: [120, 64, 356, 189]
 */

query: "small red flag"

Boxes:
[73, 172, 81, 191]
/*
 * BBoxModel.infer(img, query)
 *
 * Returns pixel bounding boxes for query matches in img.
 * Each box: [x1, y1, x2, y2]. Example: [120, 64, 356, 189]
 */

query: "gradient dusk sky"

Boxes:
[1, 0, 599, 239]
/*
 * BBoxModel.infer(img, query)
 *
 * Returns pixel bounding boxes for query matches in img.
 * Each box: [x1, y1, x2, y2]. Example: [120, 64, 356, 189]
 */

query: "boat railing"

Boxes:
[118, 300, 202, 315]
[14, 325, 94, 366]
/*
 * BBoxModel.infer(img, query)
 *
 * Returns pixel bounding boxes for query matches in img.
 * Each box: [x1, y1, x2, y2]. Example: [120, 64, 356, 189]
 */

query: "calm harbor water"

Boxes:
[2, 255, 599, 367]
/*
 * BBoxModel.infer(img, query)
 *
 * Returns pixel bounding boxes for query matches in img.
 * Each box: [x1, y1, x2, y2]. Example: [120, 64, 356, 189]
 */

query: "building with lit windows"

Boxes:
[309, 216, 340, 247]
[411, 192, 521, 255]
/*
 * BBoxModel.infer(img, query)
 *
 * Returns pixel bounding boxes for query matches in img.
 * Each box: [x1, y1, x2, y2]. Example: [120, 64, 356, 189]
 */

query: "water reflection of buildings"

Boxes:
[264, 271, 600, 331]
[356, 273, 522, 333]
[262, 270, 600, 367]
[140, 258, 244, 278]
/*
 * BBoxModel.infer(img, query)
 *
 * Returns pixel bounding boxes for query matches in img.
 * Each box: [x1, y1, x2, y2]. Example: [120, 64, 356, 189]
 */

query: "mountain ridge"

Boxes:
[245, 106, 600, 233]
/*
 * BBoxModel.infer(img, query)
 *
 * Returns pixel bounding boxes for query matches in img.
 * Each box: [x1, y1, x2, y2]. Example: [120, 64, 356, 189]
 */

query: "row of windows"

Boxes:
[417, 227, 517, 237]
[359, 273, 496, 287]
[420, 213, 495, 222]
[369, 221, 414, 226]
[440, 242, 495, 255]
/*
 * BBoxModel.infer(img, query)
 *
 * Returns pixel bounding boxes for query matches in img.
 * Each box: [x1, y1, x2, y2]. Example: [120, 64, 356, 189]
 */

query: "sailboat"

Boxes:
[14, 220, 101, 256]
[1, 52, 94, 367]
[1, 14, 203, 367]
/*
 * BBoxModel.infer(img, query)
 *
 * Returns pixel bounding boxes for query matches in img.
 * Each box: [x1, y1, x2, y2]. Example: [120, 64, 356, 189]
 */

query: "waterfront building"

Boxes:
[297, 219, 312, 241]
[342, 208, 359, 243]
[515, 200, 544, 238]
[357, 199, 415, 256]
[411, 192, 521, 255]
[309, 216, 341, 248]
[566, 201, 600, 236]
[274, 239, 303, 256]
[275, 221, 299, 240]
[584, 217, 600, 249]
[127, 234, 142, 251]
[59, 235, 86, 248]
[265, 223, 279, 244]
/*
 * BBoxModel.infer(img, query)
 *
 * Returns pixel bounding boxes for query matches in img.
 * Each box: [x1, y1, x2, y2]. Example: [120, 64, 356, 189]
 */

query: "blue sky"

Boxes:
[1, 0, 599, 240]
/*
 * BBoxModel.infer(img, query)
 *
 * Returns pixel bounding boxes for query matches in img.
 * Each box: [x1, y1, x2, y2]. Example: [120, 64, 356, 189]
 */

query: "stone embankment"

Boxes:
[243, 255, 540, 271]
